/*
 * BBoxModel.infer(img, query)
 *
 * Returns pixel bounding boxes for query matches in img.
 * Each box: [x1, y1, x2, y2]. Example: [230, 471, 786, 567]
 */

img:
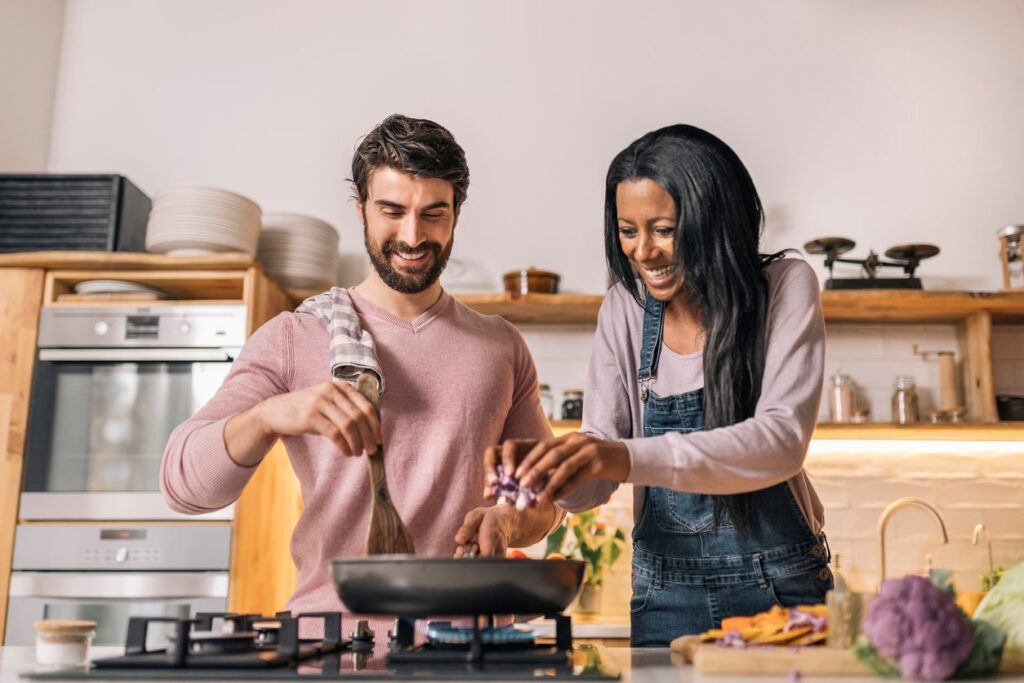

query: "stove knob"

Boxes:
[115, 547, 128, 563]
[178, 321, 191, 336]
[93, 321, 110, 337]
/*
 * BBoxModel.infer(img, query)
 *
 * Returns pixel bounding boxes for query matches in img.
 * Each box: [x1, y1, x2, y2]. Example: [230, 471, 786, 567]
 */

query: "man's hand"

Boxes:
[453, 504, 516, 557]
[224, 379, 383, 466]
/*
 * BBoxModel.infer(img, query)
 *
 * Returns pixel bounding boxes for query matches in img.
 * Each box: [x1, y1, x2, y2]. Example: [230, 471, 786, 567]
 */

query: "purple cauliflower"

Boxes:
[490, 465, 544, 511]
[860, 575, 973, 681]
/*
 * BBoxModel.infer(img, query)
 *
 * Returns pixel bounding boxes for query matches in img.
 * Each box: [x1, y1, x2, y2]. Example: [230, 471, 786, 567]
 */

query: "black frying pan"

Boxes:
[330, 556, 585, 617]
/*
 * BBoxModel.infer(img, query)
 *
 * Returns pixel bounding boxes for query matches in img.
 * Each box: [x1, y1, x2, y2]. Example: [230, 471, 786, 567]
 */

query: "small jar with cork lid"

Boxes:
[34, 620, 96, 670]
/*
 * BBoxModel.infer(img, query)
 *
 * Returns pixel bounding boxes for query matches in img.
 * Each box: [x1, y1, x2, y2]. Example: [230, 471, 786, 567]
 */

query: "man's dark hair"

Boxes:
[350, 114, 470, 212]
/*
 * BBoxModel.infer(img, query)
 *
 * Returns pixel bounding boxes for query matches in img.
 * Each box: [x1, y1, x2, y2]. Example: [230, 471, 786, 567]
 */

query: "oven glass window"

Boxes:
[24, 362, 230, 493]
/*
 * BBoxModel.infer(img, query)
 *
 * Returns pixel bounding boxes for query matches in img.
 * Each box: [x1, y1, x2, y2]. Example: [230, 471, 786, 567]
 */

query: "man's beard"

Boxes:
[364, 228, 453, 294]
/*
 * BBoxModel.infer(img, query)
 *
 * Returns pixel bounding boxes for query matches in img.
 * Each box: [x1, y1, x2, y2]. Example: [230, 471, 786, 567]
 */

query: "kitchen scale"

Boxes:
[803, 236, 940, 290]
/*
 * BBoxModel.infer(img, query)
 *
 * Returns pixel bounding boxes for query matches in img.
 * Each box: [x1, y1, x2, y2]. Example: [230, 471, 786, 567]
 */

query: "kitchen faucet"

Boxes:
[878, 497, 949, 586]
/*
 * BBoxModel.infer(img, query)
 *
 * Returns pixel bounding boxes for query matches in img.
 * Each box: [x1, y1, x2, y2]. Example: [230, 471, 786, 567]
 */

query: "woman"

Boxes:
[488, 124, 831, 647]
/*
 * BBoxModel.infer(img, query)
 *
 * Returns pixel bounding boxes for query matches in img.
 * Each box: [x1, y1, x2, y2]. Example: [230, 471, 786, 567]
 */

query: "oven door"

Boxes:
[4, 572, 228, 646]
[21, 348, 236, 521]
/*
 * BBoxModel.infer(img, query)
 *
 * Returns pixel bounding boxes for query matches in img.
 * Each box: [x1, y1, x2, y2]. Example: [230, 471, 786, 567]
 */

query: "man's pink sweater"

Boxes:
[160, 289, 552, 617]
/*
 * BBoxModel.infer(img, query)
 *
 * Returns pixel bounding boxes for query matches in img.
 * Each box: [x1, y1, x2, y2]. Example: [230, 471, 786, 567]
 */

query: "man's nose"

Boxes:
[395, 214, 426, 248]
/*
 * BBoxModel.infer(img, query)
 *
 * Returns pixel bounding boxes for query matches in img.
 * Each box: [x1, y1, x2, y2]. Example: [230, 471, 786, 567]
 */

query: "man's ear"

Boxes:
[354, 200, 365, 227]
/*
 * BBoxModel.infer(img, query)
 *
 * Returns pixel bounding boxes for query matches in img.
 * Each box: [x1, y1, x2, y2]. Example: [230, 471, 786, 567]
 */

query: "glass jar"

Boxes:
[34, 620, 95, 670]
[538, 383, 554, 420]
[892, 375, 920, 424]
[827, 372, 856, 423]
[999, 225, 1024, 289]
[561, 390, 584, 420]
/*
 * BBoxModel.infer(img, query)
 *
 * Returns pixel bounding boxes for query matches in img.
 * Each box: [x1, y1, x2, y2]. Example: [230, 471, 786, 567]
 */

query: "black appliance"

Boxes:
[0, 174, 150, 253]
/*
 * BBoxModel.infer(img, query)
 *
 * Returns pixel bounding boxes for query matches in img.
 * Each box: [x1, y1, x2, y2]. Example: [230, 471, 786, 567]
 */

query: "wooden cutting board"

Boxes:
[671, 636, 1024, 676]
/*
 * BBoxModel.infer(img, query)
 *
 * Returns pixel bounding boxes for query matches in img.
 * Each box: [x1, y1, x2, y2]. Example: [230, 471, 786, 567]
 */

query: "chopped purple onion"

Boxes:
[718, 630, 748, 648]
[784, 609, 827, 633]
[491, 465, 545, 510]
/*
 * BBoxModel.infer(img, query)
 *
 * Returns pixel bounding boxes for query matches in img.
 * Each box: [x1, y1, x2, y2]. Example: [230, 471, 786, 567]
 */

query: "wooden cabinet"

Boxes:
[0, 252, 302, 632]
[0, 269, 45, 643]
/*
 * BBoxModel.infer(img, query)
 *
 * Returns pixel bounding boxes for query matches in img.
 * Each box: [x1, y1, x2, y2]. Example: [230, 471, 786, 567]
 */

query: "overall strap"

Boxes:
[637, 293, 665, 403]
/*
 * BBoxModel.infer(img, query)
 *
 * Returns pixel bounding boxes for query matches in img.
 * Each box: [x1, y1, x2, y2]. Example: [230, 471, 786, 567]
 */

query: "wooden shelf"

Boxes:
[0, 250, 254, 270]
[450, 290, 1024, 326]
[452, 293, 604, 324]
[813, 423, 1024, 441]
[820, 290, 1024, 324]
[549, 421, 1024, 441]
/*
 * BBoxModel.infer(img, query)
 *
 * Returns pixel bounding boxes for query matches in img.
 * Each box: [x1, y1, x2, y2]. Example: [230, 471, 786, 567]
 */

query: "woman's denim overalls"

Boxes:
[630, 295, 832, 647]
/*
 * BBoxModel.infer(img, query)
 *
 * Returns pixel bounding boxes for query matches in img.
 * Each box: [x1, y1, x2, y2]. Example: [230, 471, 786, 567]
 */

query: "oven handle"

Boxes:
[38, 348, 240, 362]
[7, 572, 229, 599]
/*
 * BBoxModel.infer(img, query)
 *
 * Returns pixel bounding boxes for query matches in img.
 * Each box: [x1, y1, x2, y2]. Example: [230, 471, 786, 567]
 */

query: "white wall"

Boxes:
[0, 0, 65, 172]
[45, 0, 1024, 292]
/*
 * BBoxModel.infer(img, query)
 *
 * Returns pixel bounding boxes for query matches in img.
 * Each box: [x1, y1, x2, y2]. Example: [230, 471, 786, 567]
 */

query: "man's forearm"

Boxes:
[224, 402, 277, 467]
[508, 500, 565, 548]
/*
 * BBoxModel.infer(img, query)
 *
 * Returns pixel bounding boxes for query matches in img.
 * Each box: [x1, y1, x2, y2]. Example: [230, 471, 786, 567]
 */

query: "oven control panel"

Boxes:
[82, 546, 163, 566]
[37, 305, 248, 348]
[12, 524, 230, 571]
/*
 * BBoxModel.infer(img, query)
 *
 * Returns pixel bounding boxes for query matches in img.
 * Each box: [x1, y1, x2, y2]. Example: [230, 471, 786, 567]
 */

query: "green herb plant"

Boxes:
[545, 509, 626, 587]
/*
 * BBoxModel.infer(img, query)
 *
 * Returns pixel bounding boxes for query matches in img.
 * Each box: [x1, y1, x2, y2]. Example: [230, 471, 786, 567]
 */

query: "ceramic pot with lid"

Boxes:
[503, 268, 560, 298]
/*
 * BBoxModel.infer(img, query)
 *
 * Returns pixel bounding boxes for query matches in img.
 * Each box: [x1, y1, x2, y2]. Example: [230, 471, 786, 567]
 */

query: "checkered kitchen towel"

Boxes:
[295, 288, 384, 395]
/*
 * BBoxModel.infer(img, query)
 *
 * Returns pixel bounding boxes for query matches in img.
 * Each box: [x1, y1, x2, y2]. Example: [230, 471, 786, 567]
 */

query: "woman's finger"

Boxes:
[483, 445, 500, 497]
[501, 439, 536, 478]
[538, 452, 596, 503]
[515, 434, 569, 482]
[520, 440, 580, 489]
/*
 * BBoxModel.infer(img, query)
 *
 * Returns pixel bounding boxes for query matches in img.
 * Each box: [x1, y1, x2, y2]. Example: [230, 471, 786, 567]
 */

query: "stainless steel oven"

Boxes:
[5, 524, 229, 646]
[20, 305, 247, 521]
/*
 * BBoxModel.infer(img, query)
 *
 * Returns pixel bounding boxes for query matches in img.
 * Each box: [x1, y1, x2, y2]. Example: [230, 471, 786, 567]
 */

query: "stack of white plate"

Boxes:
[257, 213, 340, 290]
[73, 280, 171, 299]
[146, 186, 262, 256]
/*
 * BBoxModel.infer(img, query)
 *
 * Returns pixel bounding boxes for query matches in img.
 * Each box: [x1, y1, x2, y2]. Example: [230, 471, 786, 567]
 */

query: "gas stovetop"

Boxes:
[21, 611, 619, 680]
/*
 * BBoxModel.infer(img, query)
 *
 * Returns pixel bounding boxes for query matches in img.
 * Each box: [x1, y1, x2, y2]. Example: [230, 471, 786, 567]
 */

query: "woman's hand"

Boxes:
[482, 439, 538, 498]
[453, 504, 517, 557]
[515, 433, 631, 504]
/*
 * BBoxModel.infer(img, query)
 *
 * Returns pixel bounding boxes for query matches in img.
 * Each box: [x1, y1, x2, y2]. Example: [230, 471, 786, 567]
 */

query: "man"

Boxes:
[160, 114, 559, 619]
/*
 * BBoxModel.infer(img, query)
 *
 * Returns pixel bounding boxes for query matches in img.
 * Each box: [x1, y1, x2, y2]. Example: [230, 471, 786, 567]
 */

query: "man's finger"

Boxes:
[334, 380, 383, 445]
[311, 412, 354, 456]
[454, 508, 485, 545]
[330, 392, 376, 456]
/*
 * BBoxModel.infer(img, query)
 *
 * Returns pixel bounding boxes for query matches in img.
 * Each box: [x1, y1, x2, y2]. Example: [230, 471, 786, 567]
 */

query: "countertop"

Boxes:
[530, 614, 630, 639]
[3, 646, 1024, 683]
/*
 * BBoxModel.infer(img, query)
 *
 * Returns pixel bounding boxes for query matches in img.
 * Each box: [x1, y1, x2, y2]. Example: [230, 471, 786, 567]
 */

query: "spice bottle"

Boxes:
[561, 390, 584, 420]
[892, 375, 920, 424]
[828, 371, 856, 423]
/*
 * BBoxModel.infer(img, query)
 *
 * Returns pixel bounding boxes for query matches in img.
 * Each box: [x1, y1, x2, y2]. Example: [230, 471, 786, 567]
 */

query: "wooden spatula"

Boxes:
[354, 373, 415, 556]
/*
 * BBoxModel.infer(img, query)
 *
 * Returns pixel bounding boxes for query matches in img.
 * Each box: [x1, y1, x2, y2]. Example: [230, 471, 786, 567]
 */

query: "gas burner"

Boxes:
[21, 610, 619, 680]
[804, 236, 940, 290]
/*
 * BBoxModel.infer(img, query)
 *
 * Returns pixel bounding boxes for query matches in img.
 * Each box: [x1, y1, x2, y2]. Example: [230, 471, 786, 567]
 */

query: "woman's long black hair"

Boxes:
[604, 124, 786, 530]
